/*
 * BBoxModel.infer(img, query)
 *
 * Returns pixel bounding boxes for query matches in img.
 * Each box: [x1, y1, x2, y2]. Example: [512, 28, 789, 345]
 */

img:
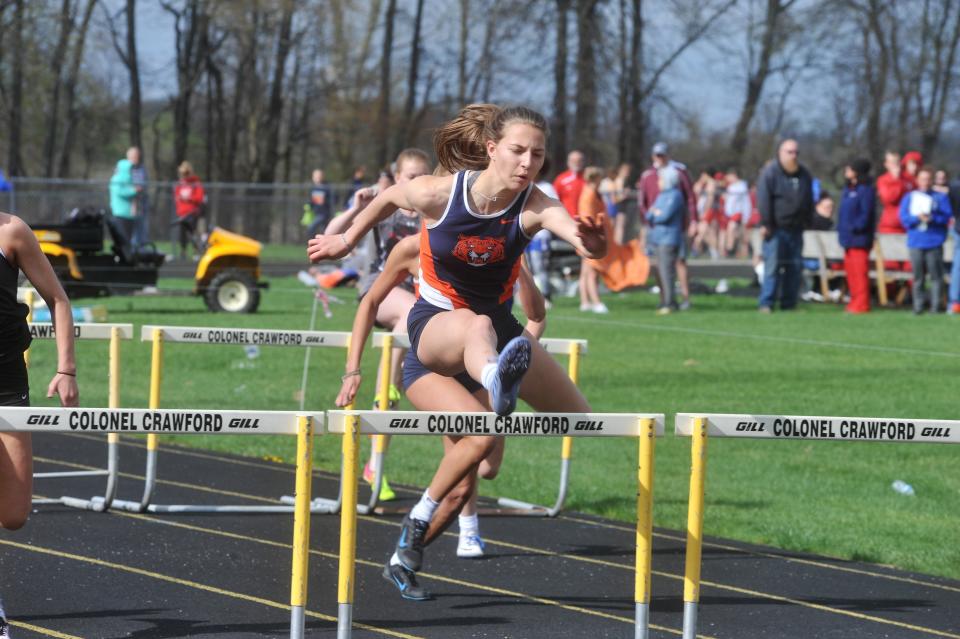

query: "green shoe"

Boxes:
[363, 463, 397, 501]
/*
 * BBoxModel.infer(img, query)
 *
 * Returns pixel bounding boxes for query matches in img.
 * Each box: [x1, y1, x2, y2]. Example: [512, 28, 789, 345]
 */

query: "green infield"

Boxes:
[25, 275, 960, 580]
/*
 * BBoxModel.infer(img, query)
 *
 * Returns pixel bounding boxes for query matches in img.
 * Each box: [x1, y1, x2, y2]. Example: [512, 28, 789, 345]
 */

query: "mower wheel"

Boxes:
[204, 268, 260, 313]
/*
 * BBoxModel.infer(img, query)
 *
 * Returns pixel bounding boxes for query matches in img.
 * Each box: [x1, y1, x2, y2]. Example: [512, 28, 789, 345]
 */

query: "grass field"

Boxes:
[25, 275, 960, 580]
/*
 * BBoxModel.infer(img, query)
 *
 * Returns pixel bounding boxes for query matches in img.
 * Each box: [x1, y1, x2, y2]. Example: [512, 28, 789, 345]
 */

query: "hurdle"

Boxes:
[327, 409, 663, 639]
[28, 322, 133, 511]
[0, 405, 320, 639]
[362, 333, 589, 516]
[102, 324, 350, 514]
[674, 412, 960, 639]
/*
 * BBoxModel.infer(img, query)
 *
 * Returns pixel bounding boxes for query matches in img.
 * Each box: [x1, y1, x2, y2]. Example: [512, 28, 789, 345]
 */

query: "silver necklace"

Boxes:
[468, 172, 500, 204]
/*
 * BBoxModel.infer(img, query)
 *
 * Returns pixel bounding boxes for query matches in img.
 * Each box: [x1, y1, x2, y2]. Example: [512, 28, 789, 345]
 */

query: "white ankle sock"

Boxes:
[480, 362, 498, 390]
[459, 513, 479, 537]
[409, 489, 439, 523]
[389, 552, 402, 566]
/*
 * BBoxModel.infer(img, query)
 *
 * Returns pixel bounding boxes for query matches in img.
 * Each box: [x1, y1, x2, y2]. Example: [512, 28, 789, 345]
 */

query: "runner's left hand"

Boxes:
[576, 214, 607, 258]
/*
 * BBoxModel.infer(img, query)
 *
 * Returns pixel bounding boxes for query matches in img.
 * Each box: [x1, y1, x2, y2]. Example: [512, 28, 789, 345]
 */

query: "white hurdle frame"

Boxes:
[674, 412, 960, 639]
[0, 406, 321, 639]
[27, 322, 133, 511]
[360, 333, 590, 516]
[326, 409, 664, 639]
[103, 325, 350, 514]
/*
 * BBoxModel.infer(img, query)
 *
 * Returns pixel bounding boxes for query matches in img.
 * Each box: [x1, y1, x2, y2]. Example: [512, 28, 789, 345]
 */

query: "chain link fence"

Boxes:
[6, 178, 360, 246]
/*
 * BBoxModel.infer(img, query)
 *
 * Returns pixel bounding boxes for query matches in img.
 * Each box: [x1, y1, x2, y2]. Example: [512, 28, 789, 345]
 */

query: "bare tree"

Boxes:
[58, 0, 97, 177]
[551, 0, 571, 167]
[913, 0, 960, 157]
[573, 0, 601, 158]
[43, 0, 76, 177]
[376, 0, 397, 168]
[396, 0, 425, 152]
[6, 0, 25, 176]
[104, 0, 143, 149]
[729, 0, 797, 163]
[256, 0, 295, 183]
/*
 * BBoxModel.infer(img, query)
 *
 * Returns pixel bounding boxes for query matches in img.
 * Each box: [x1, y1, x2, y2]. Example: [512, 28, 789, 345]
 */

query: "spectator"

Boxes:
[530, 156, 556, 302]
[553, 150, 585, 218]
[127, 147, 150, 247]
[612, 163, 635, 244]
[876, 151, 913, 234]
[637, 142, 696, 310]
[837, 159, 876, 314]
[723, 167, 751, 258]
[172, 161, 206, 260]
[306, 169, 334, 238]
[900, 167, 952, 314]
[947, 173, 960, 314]
[645, 165, 685, 314]
[933, 169, 950, 195]
[577, 167, 609, 314]
[810, 191, 835, 230]
[756, 138, 815, 313]
[0, 169, 11, 192]
[692, 169, 720, 259]
[902, 151, 922, 181]
[108, 157, 138, 245]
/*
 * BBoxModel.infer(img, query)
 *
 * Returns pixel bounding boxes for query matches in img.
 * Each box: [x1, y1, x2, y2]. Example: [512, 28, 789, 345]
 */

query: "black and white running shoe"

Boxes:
[383, 562, 432, 601]
[395, 514, 430, 572]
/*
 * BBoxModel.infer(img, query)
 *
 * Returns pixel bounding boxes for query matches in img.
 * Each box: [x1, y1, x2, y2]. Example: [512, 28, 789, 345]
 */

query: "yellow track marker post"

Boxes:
[139, 328, 163, 511]
[682, 417, 708, 639]
[338, 337, 360, 638]
[634, 417, 656, 639]
[290, 415, 314, 639]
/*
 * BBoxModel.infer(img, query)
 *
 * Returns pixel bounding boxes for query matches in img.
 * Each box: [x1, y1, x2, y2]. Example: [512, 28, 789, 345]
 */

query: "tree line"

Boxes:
[0, 0, 957, 185]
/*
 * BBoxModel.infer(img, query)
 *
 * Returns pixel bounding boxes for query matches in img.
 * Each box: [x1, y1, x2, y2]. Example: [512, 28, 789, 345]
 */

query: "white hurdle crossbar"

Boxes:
[102, 325, 350, 514]
[28, 322, 133, 511]
[674, 412, 960, 639]
[360, 333, 590, 517]
[1, 406, 321, 639]
[326, 409, 664, 639]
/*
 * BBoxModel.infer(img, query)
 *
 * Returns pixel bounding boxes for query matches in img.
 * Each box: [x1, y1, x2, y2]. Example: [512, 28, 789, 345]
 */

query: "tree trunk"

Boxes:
[165, 0, 210, 171]
[7, 0, 25, 177]
[256, 0, 294, 183]
[573, 0, 600, 159]
[375, 0, 396, 168]
[624, 0, 644, 168]
[43, 0, 75, 177]
[125, 0, 142, 150]
[58, 0, 96, 178]
[225, 8, 260, 182]
[550, 0, 570, 169]
[458, 0, 469, 104]
[396, 0, 425, 151]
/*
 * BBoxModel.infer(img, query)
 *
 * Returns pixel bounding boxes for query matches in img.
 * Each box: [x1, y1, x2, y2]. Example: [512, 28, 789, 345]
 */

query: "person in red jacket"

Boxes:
[876, 151, 915, 234]
[553, 150, 585, 218]
[173, 161, 206, 259]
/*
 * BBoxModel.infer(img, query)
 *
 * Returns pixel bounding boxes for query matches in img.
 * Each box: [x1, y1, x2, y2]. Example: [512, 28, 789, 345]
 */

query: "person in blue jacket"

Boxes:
[899, 166, 953, 314]
[645, 165, 685, 314]
[837, 159, 876, 313]
[108, 158, 139, 245]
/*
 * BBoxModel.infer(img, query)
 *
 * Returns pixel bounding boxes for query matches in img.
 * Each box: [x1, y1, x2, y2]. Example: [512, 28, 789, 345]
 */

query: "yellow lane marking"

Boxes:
[0, 537, 422, 639]
[561, 514, 960, 595]
[112, 511, 711, 639]
[36, 457, 959, 637]
[7, 620, 84, 639]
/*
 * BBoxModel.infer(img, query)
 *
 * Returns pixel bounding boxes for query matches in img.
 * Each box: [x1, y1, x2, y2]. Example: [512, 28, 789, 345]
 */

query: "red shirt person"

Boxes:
[174, 162, 205, 219]
[553, 150, 585, 218]
[876, 151, 917, 234]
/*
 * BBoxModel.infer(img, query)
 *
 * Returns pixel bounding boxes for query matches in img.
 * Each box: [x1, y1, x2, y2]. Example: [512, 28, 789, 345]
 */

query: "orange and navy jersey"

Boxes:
[419, 171, 533, 312]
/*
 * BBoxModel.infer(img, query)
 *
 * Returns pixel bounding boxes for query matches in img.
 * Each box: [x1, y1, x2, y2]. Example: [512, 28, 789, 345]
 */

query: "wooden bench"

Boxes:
[752, 230, 954, 305]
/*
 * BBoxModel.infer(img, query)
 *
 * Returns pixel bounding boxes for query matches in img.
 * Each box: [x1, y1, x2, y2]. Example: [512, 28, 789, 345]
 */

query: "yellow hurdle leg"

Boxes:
[682, 417, 708, 639]
[634, 418, 656, 639]
[337, 407, 360, 638]
[290, 416, 314, 639]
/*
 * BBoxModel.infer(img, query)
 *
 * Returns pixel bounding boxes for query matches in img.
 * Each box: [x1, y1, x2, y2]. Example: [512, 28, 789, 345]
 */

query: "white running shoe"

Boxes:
[592, 303, 609, 314]
[579, 303, 592, 312]
[457, 534, 485, 558]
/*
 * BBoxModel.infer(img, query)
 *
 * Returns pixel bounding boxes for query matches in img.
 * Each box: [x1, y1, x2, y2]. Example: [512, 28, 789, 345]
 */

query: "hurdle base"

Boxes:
[290, 605, 305, 639]
[280, 494, 342, 514]
[30, 497, 63, 506]
[682, 601, 698, 639]
[635, 602, 649, 639]
[61, 496, 109, 512]
[337, 602, 352, 639]
[493, 496, 553, 516]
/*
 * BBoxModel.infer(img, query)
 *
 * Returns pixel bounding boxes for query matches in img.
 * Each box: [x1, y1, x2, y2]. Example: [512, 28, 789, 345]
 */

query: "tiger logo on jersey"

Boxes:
[452, 234, 506, 267]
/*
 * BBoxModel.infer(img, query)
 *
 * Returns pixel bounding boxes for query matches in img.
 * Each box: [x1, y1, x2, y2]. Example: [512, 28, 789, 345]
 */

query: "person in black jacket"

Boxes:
[837, 159, 876, 313]
[756, 139, 814, 312]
